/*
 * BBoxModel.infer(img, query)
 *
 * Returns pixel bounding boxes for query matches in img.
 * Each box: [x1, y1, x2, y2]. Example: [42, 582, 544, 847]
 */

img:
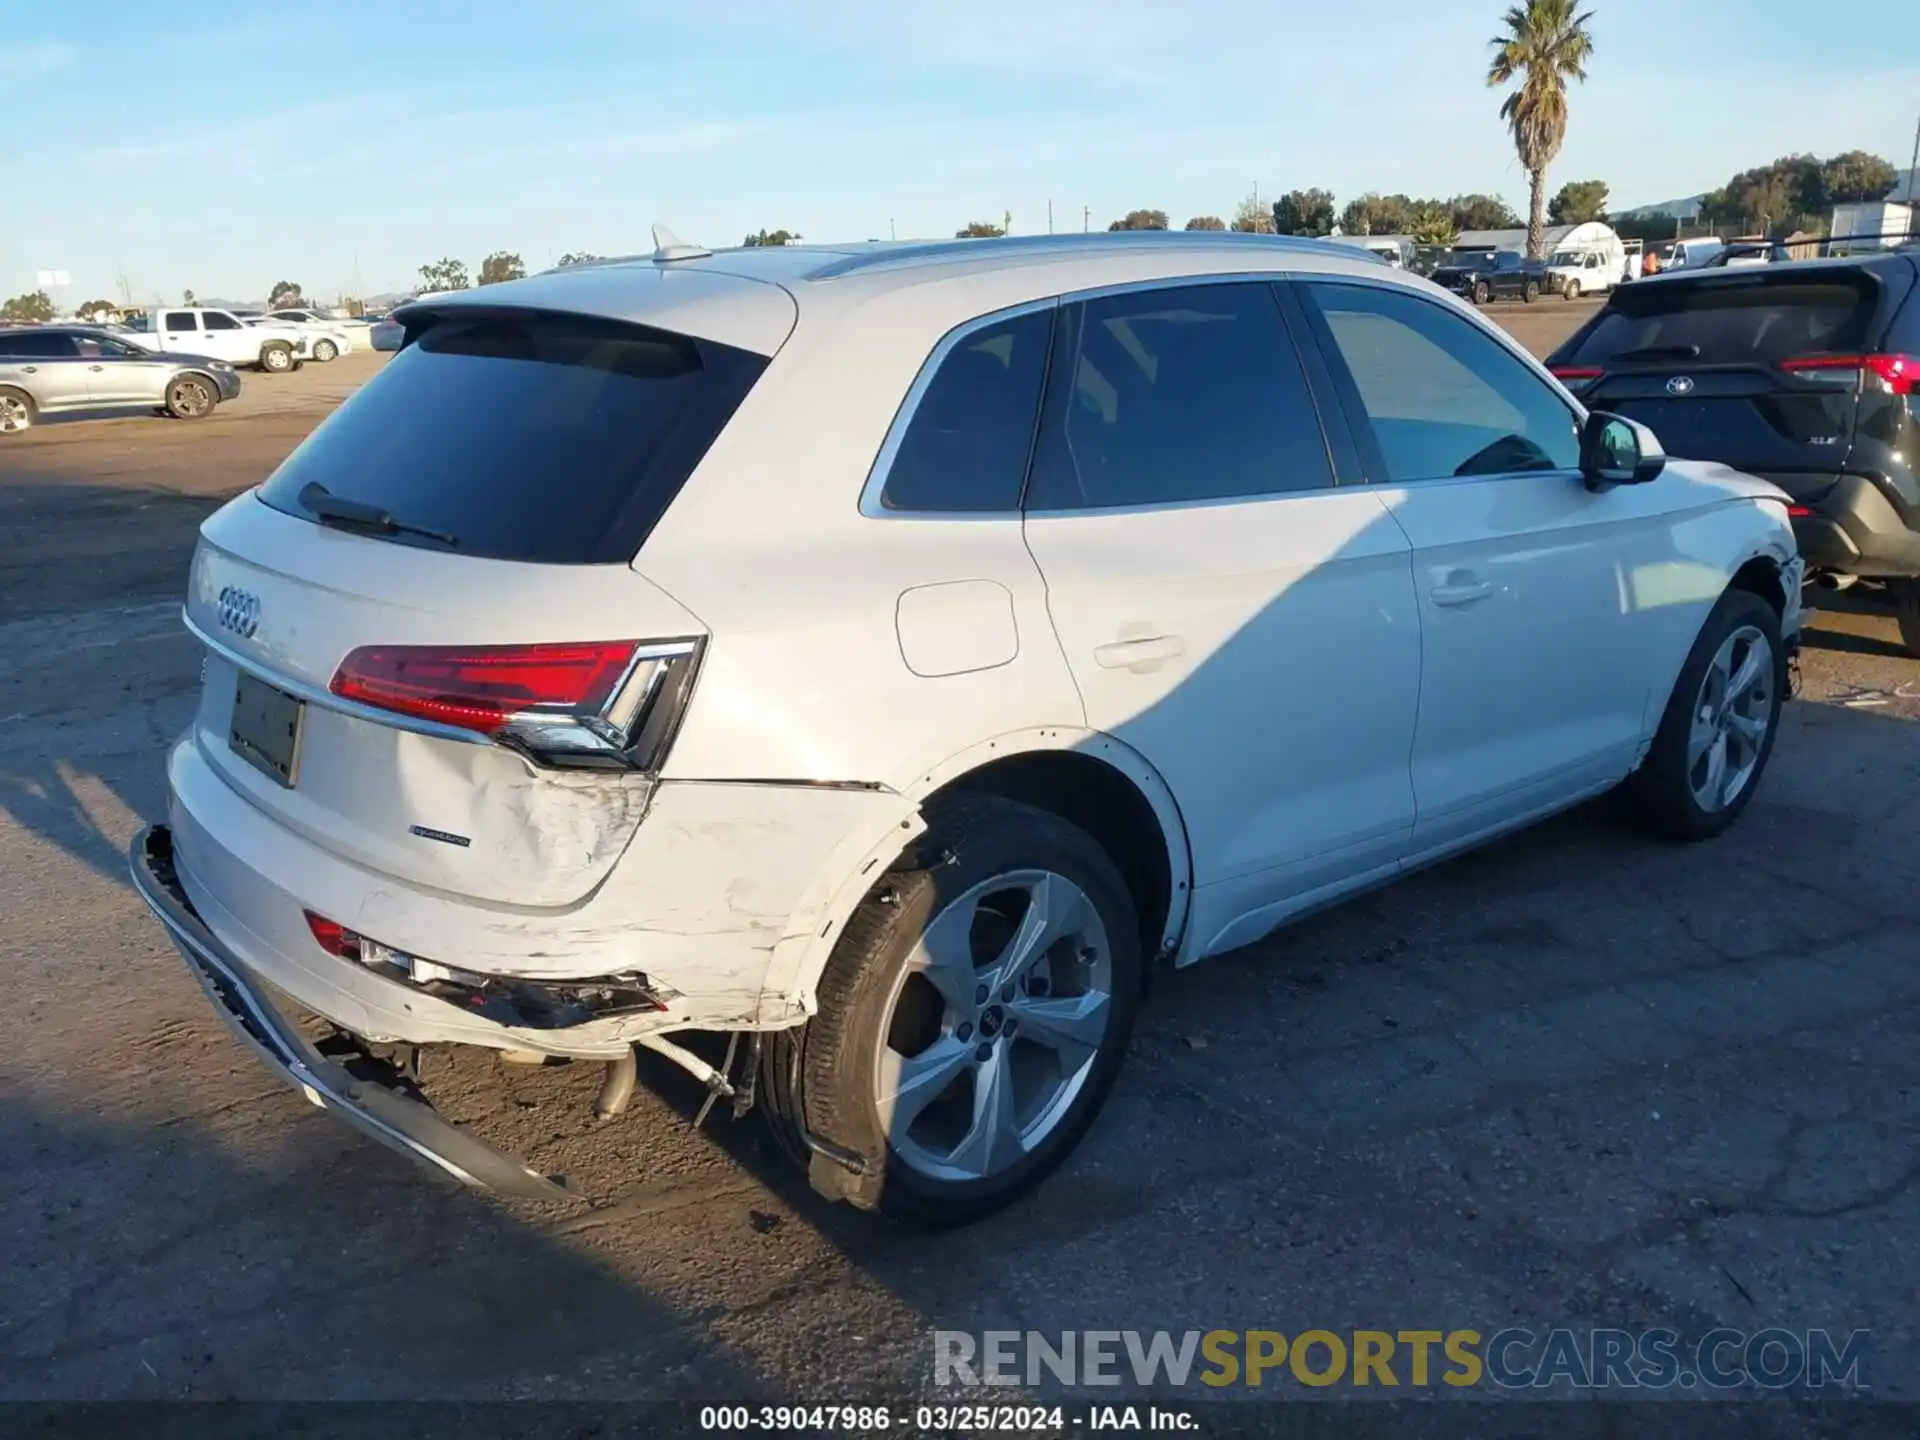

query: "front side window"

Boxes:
[1025, 281, 1334, 511]
[1303, 282, 1580, 482]
[879, 307, 1052, 513]
[162, 312, 198, 332]
[202, 312, 241, 331]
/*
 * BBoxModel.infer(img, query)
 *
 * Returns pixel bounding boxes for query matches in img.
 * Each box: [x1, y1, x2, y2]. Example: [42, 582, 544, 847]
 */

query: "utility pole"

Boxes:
[1082, 205, 1089, 233]
[1048, 199, 1053, 234]
[1908, 110, 1919, 204]
[889, 217, 896, 241]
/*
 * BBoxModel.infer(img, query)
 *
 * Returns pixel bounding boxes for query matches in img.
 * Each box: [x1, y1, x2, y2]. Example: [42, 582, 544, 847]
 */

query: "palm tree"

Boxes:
[1486, 0, 1595, 260]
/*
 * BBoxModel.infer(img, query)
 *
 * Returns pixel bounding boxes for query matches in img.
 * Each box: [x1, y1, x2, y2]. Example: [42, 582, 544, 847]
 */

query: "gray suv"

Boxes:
[0, 326, 241, 434]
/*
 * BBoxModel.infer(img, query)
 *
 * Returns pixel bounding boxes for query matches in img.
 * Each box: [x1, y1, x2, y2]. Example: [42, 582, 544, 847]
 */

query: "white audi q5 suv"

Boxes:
[132, 228, 1802, 1224]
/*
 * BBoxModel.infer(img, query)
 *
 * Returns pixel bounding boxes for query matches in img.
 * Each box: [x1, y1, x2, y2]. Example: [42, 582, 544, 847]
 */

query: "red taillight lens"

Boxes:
[329, 640, 639, 735]
[1550, 365, 1603, 380]
[1787, 505, 1813, 517]
[305, 910, 362, 960]
[1780, 353, 1919, 394]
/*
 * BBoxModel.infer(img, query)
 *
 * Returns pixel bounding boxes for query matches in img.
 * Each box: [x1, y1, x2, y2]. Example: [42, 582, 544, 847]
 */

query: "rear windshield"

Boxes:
[1569, 274, 1879, 366]
[257, 311, 768, 563]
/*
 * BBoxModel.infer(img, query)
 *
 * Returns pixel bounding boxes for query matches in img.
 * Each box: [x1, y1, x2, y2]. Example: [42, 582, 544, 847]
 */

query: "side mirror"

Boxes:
[1580, 410, 1666, 490]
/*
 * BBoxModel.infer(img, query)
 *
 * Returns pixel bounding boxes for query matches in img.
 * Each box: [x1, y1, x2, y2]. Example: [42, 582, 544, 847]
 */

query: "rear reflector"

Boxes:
[305, 910, 363, 961]
[330, 640, 640, 735]
[1780, 353, 1919, 394]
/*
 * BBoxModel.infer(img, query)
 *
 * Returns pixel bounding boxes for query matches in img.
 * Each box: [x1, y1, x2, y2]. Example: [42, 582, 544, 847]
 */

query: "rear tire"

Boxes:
[259, 343, 293, 373]
[1472, 280, 1491, 305]
[762, 795, 1142, 1227]
[1522, 280, 1540, 303]
[1616, 588, 1785, 841]
[0, 386, 33, 435]
[1893, 579, 1920, 658]
[165, 375, 216, 420]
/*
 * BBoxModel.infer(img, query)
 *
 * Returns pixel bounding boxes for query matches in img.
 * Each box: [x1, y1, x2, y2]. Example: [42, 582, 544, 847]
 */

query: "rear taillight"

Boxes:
[305, 911, 363, 960]
[1787, 505, 1813, 517]
[1779, 353, 1919, 394]
[1550, 365, 1603, 381]
[329, 638, 701, 770]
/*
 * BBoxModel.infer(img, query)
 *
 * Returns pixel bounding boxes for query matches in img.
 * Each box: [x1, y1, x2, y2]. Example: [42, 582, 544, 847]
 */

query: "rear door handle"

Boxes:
[88, 364, 105, 372]
[1431, 579, 1496, 607]
[1093, 635, 1186, 671]
[20, 366, 36, 374]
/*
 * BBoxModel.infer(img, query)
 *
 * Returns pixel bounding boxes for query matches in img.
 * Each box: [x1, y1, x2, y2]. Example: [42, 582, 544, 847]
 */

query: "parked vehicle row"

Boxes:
[1431, 248, 1557, 303]
[122, 308, 314, 373]
[130, 229, 1802, 1226]
[0, 325, 241, 433]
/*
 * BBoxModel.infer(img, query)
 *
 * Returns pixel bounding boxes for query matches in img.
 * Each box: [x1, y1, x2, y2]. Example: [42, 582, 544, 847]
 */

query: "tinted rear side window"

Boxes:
[257, 311, 769, 563]
[879, 307, 1052, 513]
[1569, 274, 1879, 365]
[1025, 281, 1333, 510]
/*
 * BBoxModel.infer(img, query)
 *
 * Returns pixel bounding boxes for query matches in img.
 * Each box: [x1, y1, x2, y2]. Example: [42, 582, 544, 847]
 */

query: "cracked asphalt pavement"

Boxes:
[2, 319, 1917, 1411]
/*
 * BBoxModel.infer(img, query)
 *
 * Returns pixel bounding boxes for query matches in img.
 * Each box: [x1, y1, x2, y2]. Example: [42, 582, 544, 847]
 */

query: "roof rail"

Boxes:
[805, 229, 1368, 281]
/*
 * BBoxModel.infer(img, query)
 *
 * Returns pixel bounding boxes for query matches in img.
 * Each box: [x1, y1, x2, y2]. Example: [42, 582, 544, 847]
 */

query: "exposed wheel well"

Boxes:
[930, 750, 1177, 966]
[1729, 556, 1787, 620]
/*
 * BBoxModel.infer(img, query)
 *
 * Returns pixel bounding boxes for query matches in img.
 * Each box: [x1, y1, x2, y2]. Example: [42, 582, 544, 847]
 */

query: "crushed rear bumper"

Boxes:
[129, 824, 568, 1202]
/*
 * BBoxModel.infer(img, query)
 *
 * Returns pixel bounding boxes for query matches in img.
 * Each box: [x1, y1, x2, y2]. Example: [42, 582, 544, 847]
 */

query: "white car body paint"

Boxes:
[160, 235, 1802, 1063]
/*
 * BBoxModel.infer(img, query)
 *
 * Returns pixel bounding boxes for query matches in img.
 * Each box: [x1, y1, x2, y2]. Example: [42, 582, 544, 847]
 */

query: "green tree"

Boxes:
[76, 299, 121, 322]
[1408, 204, 1458, 247]
[1108, 209, 1170, 231]
[1548, 179, 1609, 224]
[1272, 188, 1337, 236]
[267, 280, 304, 309]
[1340, 193, 1417, 237]
[478, 251, 525, 286]
[1487, 0, 1596, 258]
[1701, 155, 1823, 236]
[742, 229, 800, 246]
[1230, 195, 1276, 233]
[1819, 150, 1898, 206]
[418, 258, 470, 292]
[1183, 215, 1226, 231]
[556, 251, 601, 267]
[954, 221, 1006, 238]
[0, 291, 55, 323]
[1447, 192, 1523, 232]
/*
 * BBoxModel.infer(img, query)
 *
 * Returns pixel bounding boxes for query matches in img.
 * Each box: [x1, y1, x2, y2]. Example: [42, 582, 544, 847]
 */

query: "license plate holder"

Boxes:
[229, 670, 305, 788]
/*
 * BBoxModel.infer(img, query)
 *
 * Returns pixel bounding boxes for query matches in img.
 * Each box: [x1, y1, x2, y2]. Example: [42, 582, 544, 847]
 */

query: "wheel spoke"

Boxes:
[875, 1035, 972, 1134]
[982, 872, 1093, 993]
[1727, 709, 1767, 747]
[1008, 991, 1110, 1076]
[947, 1047, 1023, 1179]
[1698, 733, 1729, 809]
[910, 894, 988, 1016]
[1726, 644, 1765, 704]
[1688, 705, 1719, 764]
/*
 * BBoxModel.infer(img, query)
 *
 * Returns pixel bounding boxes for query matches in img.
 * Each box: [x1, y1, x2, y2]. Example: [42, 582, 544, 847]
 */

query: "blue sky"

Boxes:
[4, 0, 1916, 305]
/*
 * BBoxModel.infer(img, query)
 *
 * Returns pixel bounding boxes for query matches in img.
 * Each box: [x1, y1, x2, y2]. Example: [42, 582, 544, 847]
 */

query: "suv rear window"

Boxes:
[257, 311, 768, 563]
[1569, 273, 1880, 366]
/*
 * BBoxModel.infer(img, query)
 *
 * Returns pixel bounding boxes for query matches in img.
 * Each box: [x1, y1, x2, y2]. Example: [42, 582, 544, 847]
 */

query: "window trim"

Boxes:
[1293, 274, 1586, 490]
[860, 270, 1356, 520]
[857, 296, 1060, 520]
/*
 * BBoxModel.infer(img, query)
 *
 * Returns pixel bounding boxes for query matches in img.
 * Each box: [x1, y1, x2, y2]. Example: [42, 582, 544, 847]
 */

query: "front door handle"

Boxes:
[20, 366, 36, 374]
[1093, 635, 1186, 672]
[1431, 579, 1496, 607]
[89, 364, 105, 372]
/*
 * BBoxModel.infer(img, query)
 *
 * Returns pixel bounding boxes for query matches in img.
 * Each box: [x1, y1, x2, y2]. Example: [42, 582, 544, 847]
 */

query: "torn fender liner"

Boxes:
[128, 825, 568, 1202]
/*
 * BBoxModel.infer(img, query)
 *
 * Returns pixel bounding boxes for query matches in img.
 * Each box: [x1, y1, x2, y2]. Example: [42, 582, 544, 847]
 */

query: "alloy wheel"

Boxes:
[0, 395, 28, 433]
[1688, 624, 1774, 812]
[873, 869, 1115, 1184]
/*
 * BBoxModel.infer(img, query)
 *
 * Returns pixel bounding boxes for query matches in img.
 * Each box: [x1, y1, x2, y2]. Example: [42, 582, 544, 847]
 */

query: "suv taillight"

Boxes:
[329, 638, 702, 771]
[1779, 353, 1919, 394]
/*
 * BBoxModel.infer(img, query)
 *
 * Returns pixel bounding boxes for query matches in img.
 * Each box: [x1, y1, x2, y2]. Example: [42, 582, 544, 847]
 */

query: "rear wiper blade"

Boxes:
[1606, 344, 1702, 363]
[297, 482, 458, 547]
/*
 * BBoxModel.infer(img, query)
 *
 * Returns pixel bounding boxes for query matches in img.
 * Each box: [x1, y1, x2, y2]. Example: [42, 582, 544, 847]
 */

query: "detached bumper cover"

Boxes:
[129, 824, 567, 1202]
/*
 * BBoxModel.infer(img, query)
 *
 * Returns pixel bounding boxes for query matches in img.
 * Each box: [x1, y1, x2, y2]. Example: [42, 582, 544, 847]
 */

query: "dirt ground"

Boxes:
[4, 307, 1919, 1417]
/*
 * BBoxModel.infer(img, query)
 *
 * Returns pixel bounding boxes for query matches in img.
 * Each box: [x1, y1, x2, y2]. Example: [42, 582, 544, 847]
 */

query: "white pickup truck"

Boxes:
[121, 307, 311, 373]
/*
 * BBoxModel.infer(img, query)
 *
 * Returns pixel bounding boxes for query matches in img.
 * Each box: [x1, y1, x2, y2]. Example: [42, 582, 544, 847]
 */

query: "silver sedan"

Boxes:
[0, 326, 242, 434]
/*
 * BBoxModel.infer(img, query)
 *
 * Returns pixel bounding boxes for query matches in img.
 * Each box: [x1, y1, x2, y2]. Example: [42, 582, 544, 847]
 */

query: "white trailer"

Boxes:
[1829, 201, 1914, 254]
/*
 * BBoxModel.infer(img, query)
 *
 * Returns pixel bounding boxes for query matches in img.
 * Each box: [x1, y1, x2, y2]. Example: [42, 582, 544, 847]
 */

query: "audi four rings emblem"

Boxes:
[1666, 376, 1696, 395]
[216, 585, 261, 639]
